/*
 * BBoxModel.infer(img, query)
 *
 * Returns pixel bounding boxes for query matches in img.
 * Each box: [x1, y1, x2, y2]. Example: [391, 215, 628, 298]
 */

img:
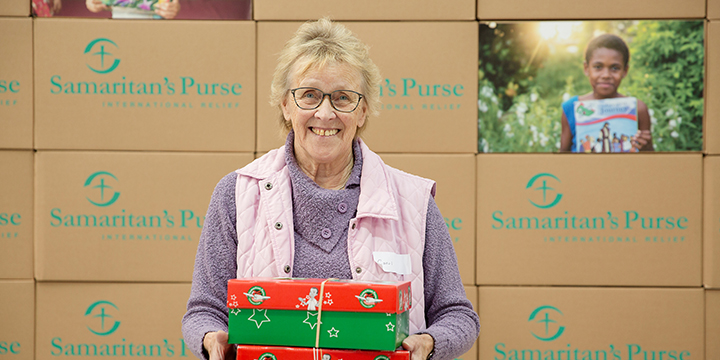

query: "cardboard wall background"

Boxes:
[34, 151, 253, 282]
[0, 17, 33, 149]
[0, 1, 29, 16]
[708, 290, 720, 360]
[706, 156, 720, 288]
[256, 21, 478, 154]
[35, 282, 194, 360]
[0, 151, 33, 279]
[708, 21, 720, 154]
[477, 0, 705, 19]
[476, 154, 702, 286]
[710, 0, 720, 20]
[33, 19, 256, 152]
[479, 287, 704, 360]
[0, 280, 34, 360]
[7, 4, 717, 350]
[254, 0, 475, 20]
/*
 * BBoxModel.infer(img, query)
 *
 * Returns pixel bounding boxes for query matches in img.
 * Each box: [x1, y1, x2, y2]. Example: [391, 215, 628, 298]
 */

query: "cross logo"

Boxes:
[528, 305, 565, 342]
[85, 300, 121, 336]
[526, 173, 563, 209]
[84, 171, 120, 207]
[84, 38, 121, 74]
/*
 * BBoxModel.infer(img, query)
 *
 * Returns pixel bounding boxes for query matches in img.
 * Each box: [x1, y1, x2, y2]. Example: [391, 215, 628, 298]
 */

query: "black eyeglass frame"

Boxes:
[290, 87, 365, 113]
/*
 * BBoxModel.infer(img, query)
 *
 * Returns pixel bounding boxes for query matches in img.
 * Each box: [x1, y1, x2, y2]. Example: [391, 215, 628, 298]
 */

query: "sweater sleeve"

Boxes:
[182, 172, 239, 360]
[419, 196, 480, 360]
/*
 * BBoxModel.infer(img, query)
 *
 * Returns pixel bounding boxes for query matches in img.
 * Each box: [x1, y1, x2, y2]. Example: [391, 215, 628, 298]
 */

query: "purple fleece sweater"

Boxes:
[181, 135, 480, 360]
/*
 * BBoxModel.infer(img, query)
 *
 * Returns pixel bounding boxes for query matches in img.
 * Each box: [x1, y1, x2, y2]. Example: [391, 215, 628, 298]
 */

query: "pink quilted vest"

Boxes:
[234, 139, 435, 333]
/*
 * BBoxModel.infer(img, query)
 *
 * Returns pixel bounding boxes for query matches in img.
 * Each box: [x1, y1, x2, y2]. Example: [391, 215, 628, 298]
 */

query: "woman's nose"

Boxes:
[314, 96, 336, 120]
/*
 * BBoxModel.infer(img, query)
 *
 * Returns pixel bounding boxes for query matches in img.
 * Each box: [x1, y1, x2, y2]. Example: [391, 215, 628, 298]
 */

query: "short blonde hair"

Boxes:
[270, 18, 382, 136]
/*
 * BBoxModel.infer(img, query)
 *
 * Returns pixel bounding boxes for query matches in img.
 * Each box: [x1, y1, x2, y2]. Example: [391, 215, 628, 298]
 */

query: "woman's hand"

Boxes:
[631, 129, 652, 151]
[85, 0, 109, 12]
[155, 0, 180, 19]
[402, 333, 435, 360]
[203, 331, 233, 360]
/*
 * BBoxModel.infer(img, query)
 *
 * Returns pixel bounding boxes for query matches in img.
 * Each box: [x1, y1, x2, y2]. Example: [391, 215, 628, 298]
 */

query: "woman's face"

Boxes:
[282, 62, 367, 168]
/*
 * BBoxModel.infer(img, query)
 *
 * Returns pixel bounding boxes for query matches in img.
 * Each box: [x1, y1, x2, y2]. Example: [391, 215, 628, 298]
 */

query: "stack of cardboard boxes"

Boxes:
[1, 0, 718, 359]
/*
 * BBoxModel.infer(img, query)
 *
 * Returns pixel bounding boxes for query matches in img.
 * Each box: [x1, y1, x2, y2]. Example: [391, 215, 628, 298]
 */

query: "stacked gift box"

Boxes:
[227, 278, 412, 360]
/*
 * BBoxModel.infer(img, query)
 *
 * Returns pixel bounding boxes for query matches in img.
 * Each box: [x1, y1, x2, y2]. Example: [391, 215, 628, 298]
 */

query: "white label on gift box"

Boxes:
[373, 252, 412, 275]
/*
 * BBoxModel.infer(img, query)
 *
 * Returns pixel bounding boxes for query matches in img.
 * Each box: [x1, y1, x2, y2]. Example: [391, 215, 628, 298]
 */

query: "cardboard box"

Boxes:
[477, 0, 705, 19]
[706, 156, 720, 288]
[710, 0, 720, 20]
[256, 22, 478, 154]
[35, 282, 196, 360]
[459, 286, 478, 360]
[0, 280, 34, 360]
[227, 278, 410, 350]
[476, 154, 702, 286]
[0, 1, 30, 16]
[34, 18, 256, 152]
[708, 21, 720, 154]
[35, 151, 253, 281]
[254, 1, 474, 20]
[0, 18, 33, 149]
[380, 154, 476, 285]
[708, 290, 720, 360]
[479, 287, 704, 360]
[0, 151, 33, 279]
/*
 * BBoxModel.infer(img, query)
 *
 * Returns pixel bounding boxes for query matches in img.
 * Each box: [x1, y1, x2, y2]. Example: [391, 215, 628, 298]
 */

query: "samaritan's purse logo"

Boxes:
[357, 289, 380, 309]
[258, 353, 277, 360]
[85, 38, 121, 74]
[528, 305, 565, 342]
[526, 173, 562, 209]
[85, 301, 121, 336]
[84, 171, 120, 207]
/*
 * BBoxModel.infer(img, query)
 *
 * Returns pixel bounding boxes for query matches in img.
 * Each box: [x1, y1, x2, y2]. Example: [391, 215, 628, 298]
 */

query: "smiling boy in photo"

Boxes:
[560, 34, 654, 152]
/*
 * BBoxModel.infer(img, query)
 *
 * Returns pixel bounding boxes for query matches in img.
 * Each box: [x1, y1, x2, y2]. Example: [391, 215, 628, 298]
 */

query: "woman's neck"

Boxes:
[296, 150, 354, 190]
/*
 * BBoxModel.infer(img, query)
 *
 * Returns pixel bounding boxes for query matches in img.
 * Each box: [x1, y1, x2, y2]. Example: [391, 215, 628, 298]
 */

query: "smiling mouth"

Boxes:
[311, 127, 339, 136]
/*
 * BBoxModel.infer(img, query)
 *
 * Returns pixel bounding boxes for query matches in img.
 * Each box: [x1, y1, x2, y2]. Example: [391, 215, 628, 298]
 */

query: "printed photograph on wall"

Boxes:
[31, 0, 251, 19]
[477, 20, 704, 153]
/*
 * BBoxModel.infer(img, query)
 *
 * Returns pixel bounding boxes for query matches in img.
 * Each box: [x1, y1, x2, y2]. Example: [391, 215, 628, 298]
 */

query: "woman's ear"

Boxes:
[281, 95, 292, 122]
[583, 61, 589, 77]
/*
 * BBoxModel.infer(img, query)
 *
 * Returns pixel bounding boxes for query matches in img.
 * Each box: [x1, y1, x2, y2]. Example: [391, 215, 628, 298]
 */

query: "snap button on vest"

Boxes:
[264, 182, 273, 190]
[274, 222, 283, 230]
[355, 267, 362, 274]
[351, 223, 356, 229]
[284, 265, 291, 273]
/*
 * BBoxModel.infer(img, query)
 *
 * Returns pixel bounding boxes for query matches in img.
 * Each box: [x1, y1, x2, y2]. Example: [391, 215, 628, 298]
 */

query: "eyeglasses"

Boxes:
[290, 87, 364, 113]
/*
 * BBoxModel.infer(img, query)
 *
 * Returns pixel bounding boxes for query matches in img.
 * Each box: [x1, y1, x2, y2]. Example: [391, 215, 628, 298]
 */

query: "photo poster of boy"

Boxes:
[477, 20, 704, 153]
[573, 97, 638, 153]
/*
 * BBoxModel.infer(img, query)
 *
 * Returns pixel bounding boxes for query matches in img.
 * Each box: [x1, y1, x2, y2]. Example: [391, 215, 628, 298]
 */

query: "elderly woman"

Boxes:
[182, 19, 479, 360]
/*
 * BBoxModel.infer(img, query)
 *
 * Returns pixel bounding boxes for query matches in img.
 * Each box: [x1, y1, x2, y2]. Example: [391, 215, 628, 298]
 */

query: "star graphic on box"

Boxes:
[303, 311, 322, 329]
[328, 327, 340, 337]
[324, 298, 333, 306]
[248, 309, 271, 329]
[386, 313, 392, 316]
[230, 309, 241, 316]
[231, 294, 237, 301]
[386, 322, 395, 332]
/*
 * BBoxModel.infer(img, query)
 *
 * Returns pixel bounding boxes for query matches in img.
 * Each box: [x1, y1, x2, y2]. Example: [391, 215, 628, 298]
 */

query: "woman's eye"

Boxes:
[303, 92, 317, 98]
